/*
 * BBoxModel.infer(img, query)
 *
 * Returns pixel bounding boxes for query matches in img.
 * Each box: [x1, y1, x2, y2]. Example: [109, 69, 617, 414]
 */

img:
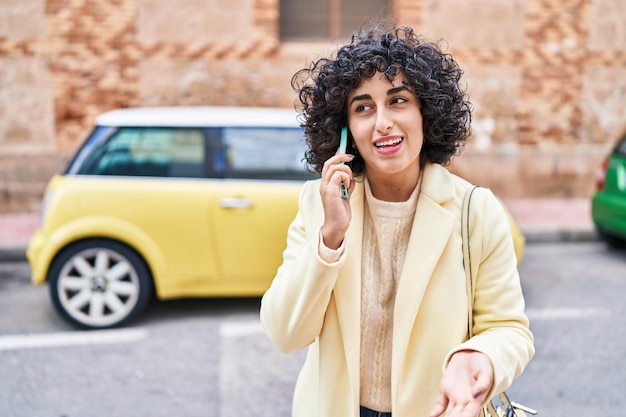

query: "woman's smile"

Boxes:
[373, 135, 404, 155]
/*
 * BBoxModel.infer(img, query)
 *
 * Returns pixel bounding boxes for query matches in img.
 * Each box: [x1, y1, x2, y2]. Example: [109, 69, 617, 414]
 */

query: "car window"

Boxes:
[65, 126, 117, 174]
[223, 127, 316, 180]
[74, 128, 207, 178]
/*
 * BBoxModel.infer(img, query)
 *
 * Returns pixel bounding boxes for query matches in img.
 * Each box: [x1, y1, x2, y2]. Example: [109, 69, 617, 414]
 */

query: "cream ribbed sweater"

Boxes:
[359, 178, 420, 412]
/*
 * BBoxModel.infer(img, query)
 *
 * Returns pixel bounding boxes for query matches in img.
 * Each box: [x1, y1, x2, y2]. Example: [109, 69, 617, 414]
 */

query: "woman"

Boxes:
[260, 23, 534, 417]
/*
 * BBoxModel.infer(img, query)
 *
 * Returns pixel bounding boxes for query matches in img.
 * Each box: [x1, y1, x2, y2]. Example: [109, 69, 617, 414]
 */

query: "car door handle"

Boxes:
[219, 198, 254, 209]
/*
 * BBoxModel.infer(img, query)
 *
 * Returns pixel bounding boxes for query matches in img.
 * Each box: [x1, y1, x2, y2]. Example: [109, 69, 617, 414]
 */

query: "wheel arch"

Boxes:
[36, 216, 166, 295]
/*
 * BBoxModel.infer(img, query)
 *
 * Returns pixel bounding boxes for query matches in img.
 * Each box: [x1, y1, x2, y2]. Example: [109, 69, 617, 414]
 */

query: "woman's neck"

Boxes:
[365, 166, 421, 202]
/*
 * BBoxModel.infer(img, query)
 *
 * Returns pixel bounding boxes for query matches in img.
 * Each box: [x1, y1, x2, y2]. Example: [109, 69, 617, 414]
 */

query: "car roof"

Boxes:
[95, 106, 302, 128]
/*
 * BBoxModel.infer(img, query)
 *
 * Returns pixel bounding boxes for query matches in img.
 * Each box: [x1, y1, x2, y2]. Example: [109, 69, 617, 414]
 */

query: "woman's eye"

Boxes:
[391, 97, 408, 105]
[355, 104, 372, 113]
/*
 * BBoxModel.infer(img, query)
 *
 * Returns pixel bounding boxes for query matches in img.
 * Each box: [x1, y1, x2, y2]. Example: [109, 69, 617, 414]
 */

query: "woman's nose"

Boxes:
[374, 109, 393, 133]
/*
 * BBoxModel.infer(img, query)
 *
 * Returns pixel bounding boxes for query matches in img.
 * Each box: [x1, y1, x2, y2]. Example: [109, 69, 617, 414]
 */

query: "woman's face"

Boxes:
[346, 72, 423, 183]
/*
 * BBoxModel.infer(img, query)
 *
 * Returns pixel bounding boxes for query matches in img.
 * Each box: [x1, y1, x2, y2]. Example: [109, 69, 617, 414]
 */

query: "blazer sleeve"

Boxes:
[445, 187, 535, 396]
[260, 180, 347, 353]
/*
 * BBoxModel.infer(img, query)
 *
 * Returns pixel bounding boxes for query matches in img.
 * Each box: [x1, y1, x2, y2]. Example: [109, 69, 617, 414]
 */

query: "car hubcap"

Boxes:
[57, 247, 140, 327]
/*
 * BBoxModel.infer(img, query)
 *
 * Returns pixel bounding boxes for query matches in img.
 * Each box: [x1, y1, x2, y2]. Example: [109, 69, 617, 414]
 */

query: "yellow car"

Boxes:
[27, 106, 524, 329]
[502, 200, 525, 265]
[27, 107, 316, 329]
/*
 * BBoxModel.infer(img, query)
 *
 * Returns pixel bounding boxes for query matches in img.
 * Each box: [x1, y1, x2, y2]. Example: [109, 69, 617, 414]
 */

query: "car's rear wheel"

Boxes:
[48, 239, 153, 329]
[597, 230, 626, 249]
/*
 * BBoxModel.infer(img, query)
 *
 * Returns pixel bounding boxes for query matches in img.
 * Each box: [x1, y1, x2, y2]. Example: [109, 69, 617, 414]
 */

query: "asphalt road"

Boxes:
[1, 240, 625, 417]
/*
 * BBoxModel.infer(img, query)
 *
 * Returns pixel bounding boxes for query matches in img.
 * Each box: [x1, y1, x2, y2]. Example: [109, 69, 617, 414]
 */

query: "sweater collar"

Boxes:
[363, 174, 421, 219]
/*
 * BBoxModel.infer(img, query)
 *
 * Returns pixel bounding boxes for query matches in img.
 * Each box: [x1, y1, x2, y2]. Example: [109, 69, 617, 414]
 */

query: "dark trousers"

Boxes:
[360, 406, 392, 417]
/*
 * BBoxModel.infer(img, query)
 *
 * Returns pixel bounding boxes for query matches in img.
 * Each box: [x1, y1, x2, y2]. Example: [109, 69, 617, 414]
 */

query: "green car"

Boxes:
[592, 132, 626, 247]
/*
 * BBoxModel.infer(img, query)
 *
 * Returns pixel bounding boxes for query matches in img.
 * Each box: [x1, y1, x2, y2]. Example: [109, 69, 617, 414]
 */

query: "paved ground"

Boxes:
[0, 198, 597, 262]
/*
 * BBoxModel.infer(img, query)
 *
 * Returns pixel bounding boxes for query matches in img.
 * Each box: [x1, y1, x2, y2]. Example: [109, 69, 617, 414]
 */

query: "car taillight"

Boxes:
[596, 155, 609, 190]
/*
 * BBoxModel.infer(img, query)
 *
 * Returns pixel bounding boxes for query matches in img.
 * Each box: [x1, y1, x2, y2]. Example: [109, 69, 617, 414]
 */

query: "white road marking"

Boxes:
[0, 327, 148, 351]
[219, 321, 264, 338]
[526, 307, 611, 320]
[2, 307, 605, 352]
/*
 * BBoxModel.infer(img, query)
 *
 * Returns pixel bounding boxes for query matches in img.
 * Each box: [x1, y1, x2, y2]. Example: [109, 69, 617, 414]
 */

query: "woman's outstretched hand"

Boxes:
[429, 350, 494, 417]
[319, 152, 355, 250]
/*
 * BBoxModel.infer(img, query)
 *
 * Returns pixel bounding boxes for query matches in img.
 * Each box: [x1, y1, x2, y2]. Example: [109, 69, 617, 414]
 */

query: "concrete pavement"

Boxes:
[0, 198, 597, 264]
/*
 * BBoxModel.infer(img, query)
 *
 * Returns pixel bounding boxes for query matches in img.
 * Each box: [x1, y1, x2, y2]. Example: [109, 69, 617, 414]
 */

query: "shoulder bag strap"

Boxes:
[462, 185, 479, 339]
[462, 186, 533, 417]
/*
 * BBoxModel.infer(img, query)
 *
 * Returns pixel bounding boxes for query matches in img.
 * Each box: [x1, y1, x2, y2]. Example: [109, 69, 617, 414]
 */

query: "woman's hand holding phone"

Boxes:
[319, 127, 355, 250]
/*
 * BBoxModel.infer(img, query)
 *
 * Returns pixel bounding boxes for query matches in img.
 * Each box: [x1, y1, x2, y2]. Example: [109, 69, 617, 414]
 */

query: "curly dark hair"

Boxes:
[292, 23, 473, 175]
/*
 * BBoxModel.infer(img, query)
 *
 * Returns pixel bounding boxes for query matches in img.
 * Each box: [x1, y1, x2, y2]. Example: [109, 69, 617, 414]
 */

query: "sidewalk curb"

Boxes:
[523, 229, 599, 244]
[0, 247, 28, 263]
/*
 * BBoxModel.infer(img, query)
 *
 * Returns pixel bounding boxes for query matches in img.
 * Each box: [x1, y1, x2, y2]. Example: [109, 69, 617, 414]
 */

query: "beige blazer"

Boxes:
[260, 163, 534, 417]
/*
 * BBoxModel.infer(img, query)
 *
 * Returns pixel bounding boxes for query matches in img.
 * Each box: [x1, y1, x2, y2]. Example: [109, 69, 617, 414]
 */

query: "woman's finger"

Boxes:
[322, 157, 352, 182]
[321, 157, 354, 187]
[429, 393, 448, 417]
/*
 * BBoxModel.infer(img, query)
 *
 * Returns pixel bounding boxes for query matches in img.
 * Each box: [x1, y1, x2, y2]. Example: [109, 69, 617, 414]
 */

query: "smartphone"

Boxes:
[339, 127, 349, 199]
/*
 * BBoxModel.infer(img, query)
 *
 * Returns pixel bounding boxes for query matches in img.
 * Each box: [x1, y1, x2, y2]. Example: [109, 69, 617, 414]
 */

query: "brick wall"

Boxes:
[402, 0, 626, 197]
[1, 0, 625, 212]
